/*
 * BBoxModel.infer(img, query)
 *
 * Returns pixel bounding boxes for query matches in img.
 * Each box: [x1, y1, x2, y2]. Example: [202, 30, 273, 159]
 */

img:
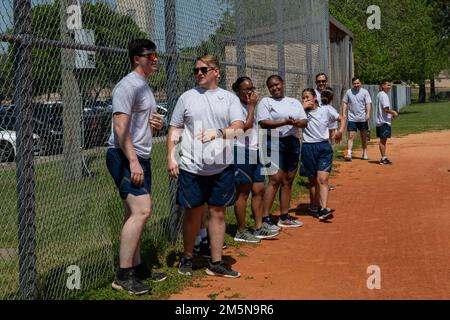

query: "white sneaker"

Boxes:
[362, 153, 369, 160]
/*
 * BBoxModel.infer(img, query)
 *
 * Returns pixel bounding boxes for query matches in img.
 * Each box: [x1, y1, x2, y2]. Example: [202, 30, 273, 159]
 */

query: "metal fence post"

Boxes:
[14, 0, 36, 300]
[322, 0, 330, 79]
[276, 0, 285, 80]
[164, 0, 183, 245]
[305, 0, 313, 87]
[60, 0, 83, 181]
[235, 0, 246, 77]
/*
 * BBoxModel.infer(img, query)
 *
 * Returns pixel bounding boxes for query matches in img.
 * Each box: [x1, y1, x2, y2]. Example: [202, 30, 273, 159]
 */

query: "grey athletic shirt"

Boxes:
[170, 87, 245, 176]
[343, 88, 372, 122]
[108, 71, 157, 159]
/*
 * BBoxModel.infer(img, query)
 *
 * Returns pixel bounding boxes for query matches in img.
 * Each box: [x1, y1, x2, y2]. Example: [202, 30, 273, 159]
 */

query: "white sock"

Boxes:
[362, 149, 367, 155]
[348, 149, 352, 156]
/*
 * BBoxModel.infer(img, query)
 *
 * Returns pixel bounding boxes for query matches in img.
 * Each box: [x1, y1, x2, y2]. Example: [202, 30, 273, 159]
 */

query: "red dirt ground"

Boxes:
[169, 131, 450, 300]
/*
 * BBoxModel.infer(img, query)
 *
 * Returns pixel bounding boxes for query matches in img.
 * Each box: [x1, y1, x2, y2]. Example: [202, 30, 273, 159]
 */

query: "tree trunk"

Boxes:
[418, 84, 426, 103]
[430, 79, 436, 101]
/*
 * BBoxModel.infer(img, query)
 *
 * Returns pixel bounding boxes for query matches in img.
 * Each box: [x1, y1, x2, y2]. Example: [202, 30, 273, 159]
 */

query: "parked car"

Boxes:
[0, 111, 40, 162]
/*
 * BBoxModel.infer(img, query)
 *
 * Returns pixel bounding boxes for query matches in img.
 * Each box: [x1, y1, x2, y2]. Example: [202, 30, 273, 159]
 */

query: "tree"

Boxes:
[6, 2, 146, 102]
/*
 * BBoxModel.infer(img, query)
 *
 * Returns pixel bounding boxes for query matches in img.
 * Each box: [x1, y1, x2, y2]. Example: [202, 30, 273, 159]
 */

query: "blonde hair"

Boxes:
[197, 54, 220, 69]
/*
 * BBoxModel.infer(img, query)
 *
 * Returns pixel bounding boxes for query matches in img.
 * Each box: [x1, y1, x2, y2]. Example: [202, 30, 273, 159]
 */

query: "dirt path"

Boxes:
[169, 131, 450, 300]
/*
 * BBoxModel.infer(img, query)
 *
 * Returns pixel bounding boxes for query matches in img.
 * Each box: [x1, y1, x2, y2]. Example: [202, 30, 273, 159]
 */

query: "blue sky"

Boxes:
[1, 0, 229, 53]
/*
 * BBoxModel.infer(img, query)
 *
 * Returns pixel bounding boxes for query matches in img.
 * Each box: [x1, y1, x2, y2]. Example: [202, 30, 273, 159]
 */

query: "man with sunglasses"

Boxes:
[106, 39, 166, 295]
[168, 55, 245, 278]
[314, 73, 329, 106]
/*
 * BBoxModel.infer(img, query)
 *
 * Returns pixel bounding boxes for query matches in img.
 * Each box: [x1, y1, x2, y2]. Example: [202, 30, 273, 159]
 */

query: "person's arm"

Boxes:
[167, 125, 182, 178]
[365, 102, 372, 121]
[258, 118, 292, 129]
[334, 114, 347, 143]
[383, 107, 398, 117]
[243, 91, 258, 131]
[197, 120, 245, 142]
[114, 112, 143, 186]
[341, 101, 348, 119]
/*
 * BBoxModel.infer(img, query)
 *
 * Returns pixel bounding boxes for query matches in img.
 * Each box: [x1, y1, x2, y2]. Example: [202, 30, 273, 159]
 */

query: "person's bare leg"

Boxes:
[347, 131, 356, 156]
[208, 206, 226, 262]
[262, 171, 283, 218]
[251, 182, 265, 229]
[379, 137, 387, 158]
[119, 194, 151, 268]
[279, 171, 295, 214]
[308, 177, 318, 208]
[234, 184, 251, 232]
[361, 130, 368, 156]
[183, 206, 204, 258]
[317, 171, 330, 209]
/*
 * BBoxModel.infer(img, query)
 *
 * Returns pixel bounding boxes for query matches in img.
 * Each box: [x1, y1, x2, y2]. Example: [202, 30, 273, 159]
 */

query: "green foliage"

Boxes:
[330, 0, 449, 86]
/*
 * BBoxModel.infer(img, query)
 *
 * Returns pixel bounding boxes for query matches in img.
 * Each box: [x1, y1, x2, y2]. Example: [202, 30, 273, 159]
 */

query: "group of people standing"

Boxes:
[105, 39, 398, 295]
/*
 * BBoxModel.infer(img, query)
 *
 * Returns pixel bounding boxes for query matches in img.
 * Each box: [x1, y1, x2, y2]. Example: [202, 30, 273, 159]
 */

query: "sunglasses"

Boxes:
[193, 67, 215, 75]
[139, 51, 158, 61]
[316, 80, 327, 84]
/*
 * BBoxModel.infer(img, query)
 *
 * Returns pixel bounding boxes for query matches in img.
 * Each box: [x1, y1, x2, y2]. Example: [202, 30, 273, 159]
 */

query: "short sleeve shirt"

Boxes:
[302, 105, 340, 143]
[343, 88, 372, 122]
[376, 91, 392, 126]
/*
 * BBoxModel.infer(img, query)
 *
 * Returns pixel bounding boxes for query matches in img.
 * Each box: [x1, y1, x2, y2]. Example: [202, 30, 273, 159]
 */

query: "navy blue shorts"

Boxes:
[106, 148, 151, 200]
[234, 146, 265, 185]
[347, 121, 369, 132]
[376, 123, 391, 138]
[300, 141, 333, 178]
[262, 135, 300, 173]
[177, 166, 236, 208]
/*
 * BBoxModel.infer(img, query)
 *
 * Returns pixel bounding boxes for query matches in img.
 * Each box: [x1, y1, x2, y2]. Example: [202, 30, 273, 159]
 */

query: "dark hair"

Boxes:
[352, 77, 361, 83]
[128, 39, 157, 67]
[321, 89, 334, 105]
[380, 79, 390, 86]
[315, 72, 328, 81]
[266, 75, 283, 86]
[302, 88, 320, 107]
[232, 76, 252, 92]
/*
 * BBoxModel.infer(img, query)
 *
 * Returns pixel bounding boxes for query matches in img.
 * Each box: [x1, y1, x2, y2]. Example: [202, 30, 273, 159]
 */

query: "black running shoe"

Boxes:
[111, 269, 151, 295]
[206, 260, 240, 278]
[133, 264, 167, 282]
[317, 208, 335, 221]
[178, 256, 193, 276]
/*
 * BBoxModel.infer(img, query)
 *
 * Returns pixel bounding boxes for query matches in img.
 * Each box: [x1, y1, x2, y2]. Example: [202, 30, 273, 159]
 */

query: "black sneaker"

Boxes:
[178, 256, 193, 276]
[206, 260, 240, 278]
[382, 158, 393, 165]
[133, 264, 168, 282]
[112, 269, 151, 295]
[193, 241, 211, 258]
[317, 208, 335, 221]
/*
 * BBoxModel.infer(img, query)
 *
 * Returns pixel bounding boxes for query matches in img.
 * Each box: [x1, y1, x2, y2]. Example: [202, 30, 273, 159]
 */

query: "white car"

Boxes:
[0, 113, 40, 162]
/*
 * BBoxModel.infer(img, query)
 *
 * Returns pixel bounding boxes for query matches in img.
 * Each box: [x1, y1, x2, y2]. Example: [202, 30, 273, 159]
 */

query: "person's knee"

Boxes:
[318, 176, 329, 185]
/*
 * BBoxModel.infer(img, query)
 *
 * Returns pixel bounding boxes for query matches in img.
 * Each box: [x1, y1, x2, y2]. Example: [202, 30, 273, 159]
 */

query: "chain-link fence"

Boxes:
[1, 0, 336, 299]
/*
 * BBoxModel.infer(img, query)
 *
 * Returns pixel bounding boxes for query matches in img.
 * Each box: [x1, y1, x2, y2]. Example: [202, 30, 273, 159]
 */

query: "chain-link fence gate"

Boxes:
[0, 0, 332, 299]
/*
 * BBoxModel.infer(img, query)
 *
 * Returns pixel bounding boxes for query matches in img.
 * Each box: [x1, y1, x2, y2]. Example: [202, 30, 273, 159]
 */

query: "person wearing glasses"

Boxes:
[232, 77, 279, 243]
[314, 72, 328, 105]
[342, 77, 372, 161]
[106, 39, 166, 295]
[257, 75, 308, 229]
[168, 55, 245, 278]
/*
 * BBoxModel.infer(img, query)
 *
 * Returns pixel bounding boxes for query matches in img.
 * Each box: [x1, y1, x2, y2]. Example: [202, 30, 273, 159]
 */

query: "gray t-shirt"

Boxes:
[376, 91, 392, 126]
[303, 105, 340, 143]
[343, 88, 372, 122]
[234, 102, 258, 151]
[108, 71, 157, 159]
[256, 96, 307, 138]
[170, 87, 245, 176]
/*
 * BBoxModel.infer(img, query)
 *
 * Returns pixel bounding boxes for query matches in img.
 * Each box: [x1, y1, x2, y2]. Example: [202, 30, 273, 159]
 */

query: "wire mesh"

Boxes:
[0, 0, 335, 299]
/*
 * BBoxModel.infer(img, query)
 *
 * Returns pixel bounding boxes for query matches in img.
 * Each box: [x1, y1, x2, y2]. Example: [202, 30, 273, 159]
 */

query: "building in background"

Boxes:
[116, 0, 155, 40]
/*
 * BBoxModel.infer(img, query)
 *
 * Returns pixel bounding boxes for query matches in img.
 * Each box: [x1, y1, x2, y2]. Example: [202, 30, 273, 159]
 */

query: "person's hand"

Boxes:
[334, 131, 343, 143]
[149, 112, 164, 131]
[393, 111, 399, 117]
[365, 114, 370, 121]
[247, 91, 259, 108]
[130, 159, 144, 187]
[303, 99, 315, 110]
[197, 129, 218, 143]
[167, 157, 180, 178]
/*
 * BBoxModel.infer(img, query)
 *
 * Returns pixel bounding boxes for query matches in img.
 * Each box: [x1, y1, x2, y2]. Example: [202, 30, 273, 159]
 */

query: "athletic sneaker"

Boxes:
[328, 184, 336, 191]
[262, 219, 281, 232]
[193, 241, 211, 258]
[178, 256, 193, 276]
[253, 226, 279, 239]
[380, 158, 393, 165]
[133, 264, 167, 282]
[206, 260, 240, 278]
[317, 208, 335, 221]
[277, 215, 304, 228]
[308, 205, 320, 214]
[344, 154, 352, 161]
[112, 269, 151, 295]
[234, 229, 261, 243]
